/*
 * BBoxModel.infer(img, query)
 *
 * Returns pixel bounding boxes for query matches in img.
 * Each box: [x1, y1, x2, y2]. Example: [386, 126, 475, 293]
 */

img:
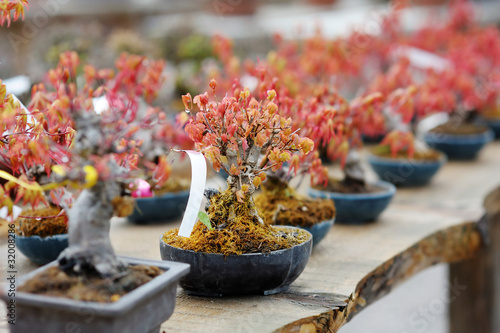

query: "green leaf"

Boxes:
[198, 211, 213, 230]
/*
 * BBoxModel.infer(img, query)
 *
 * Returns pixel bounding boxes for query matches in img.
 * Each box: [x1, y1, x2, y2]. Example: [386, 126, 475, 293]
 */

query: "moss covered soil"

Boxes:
[16, 206, 67, 238]
[254, 181, 335, 228]
[162, 189, 310, 255]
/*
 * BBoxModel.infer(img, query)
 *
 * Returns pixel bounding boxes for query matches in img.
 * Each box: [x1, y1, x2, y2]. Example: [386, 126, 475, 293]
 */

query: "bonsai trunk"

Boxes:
[225, 144, 264, 224]
[344, 150, 366, 186]
[58, 181, 125, 278]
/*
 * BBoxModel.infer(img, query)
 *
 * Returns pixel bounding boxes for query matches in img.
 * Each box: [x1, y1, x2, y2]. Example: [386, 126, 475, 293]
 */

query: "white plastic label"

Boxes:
[177, 150, 207, 238]
[0, 205, 22, 222]
[392, 46, 450, 72]
[12, 94, 36, 127]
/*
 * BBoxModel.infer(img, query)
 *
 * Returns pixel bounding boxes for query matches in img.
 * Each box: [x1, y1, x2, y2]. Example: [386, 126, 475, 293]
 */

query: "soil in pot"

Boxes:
[162, 189, 310, 255]
[370, 146, 442, 161]
[314, 177, 385, 194]
[254, 178, 335, 228]
[16, 206, 67, 237]
[429, 122, 490, 135]
[18, 264, 162, 302]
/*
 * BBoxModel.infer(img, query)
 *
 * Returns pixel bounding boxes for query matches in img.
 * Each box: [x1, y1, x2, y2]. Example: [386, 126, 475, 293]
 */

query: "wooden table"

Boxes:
[1, 141, 499, 333]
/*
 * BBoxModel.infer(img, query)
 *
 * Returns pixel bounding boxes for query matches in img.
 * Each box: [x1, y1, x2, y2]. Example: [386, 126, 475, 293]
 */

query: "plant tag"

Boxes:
[93, 96, 109, 115]
[177, 150, 207, 237]
[4, 75, 31, 96]
[392, 46, 450, 71]
[11, 94, 36, 128]
[0, 205, 22, 222]
[417, 112, 450, 138]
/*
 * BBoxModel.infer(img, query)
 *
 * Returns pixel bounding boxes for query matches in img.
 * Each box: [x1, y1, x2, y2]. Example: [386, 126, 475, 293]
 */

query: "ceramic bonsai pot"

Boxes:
[127, 190, 189, 224]
[484, 118, 500, 139]
[367, 152, 447, 187]
[307, 181, 396, 224]
[362, 133, 386, 144]
[217, 168, 229, 180]
[159, 227, 312, 297]
[1, 256, 189, 333]
[423, 129, 494, 160]
[301, 219, 334, 247]
[16, 233, 69, 265]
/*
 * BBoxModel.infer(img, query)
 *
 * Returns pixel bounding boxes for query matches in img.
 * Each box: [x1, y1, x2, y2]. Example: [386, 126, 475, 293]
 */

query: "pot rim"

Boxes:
[367, 150, 447, 165]
[309, 180, 396, 199]
[15, 233, 68, 241]
[423, 128, 494, 143]
[133, 189, 190, 203]
[0, 256, 189, 316]
[301, 218, 335, 230]
[160, 225, 312, 257]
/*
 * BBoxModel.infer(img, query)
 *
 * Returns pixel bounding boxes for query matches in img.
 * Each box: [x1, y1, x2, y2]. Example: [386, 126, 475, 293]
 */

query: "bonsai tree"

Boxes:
[1, 51, 174, 280]
[163, 81, 315, 254]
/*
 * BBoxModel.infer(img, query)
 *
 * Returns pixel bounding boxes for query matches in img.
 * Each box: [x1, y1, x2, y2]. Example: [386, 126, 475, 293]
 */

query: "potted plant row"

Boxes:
[207, 36, 398, 225]
[404, 1, 498, 158]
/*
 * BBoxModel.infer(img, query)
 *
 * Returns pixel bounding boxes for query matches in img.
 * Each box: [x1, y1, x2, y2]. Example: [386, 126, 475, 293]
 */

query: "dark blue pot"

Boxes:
[362, 133, 386, 144]
[423, 129, 494, 160]
[160, 226, 312, 296]
[128, 190, 189, 224]
[302, 219, 334, 247]
[484, 118, 500, 139]
[307, 181, 396, 224]
[367, 152, 447, 187]
[217, 169, 229, 180]
[16, 234, 68, 266]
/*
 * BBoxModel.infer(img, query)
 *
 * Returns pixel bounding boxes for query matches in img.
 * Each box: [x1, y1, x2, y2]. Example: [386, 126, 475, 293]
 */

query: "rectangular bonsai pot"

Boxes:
[1, 256, 189, 333]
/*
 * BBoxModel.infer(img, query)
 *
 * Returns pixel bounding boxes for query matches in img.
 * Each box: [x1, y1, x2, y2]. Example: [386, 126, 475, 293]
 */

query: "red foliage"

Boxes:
[1, 51, 188, 211]
[184, 83, 317, 200]
[0, 0, 28, 26]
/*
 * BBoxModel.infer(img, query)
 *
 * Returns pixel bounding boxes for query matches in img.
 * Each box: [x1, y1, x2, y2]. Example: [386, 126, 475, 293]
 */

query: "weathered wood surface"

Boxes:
[448, 187, 500, 333]
[1, 142, 499, 333]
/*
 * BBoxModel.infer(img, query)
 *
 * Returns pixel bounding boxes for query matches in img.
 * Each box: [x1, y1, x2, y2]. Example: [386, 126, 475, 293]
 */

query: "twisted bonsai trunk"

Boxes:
[226, 143, 264, 224]
[58, 180, 125, 277]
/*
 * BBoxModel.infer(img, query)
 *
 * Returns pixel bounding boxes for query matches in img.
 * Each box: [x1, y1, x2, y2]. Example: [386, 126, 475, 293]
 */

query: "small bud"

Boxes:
[267, 89, 276, 101]
[266, 102, 278, 115]
[209, 79, 217, 91]
[240, 89, 250, 100]
[182, 93, 192, 110]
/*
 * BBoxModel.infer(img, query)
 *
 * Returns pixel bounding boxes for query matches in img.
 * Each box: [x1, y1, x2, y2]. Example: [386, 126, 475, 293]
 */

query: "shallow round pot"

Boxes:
[367, 152, 447, 187]
[484, 118, 500, 139]
[301, 219, 334, 247]
[159, 227, 312, 297]
[307, 181, 396, 224]
[423, 129, 494, 160]
[128, 190, 189, 224]
[16, 234, 68, 266]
